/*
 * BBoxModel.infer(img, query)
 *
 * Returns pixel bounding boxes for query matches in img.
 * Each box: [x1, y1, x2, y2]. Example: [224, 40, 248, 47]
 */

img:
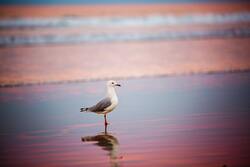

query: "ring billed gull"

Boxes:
[80, 80, 121, 125]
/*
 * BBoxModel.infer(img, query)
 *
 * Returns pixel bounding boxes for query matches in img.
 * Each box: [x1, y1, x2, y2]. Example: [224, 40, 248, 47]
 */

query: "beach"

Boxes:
[1, 38, 250, 86]
[1, 2, 250, 167]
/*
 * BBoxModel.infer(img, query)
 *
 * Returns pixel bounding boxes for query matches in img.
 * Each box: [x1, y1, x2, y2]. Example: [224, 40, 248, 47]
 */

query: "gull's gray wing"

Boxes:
[88, 97, 112, 113]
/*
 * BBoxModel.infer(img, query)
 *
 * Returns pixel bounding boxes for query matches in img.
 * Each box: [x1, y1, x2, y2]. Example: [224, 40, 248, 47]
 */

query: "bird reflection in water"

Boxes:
[81, 125, 122, 167]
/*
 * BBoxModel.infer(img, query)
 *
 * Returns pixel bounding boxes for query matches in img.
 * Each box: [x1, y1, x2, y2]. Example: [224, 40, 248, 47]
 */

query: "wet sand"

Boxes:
[1, 38, 250, 86]
[1, 72, 250, 167]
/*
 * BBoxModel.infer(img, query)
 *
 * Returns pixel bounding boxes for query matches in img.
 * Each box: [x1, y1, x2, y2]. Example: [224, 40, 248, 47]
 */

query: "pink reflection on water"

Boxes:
[1, 73, 249, 167]
[2, 110, 249, 167]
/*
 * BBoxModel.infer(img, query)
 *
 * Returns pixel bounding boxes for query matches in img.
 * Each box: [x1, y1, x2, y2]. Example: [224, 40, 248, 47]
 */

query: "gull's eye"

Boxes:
[111, 82, 114, 84]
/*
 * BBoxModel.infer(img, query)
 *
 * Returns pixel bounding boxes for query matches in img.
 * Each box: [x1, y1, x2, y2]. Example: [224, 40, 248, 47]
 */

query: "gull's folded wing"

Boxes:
[88, 97, 112, 113]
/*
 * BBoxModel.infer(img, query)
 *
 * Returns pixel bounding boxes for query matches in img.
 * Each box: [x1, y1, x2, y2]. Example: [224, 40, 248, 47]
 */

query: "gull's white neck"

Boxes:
[107, 86, 117, 99]
[105, 85, 119, 112]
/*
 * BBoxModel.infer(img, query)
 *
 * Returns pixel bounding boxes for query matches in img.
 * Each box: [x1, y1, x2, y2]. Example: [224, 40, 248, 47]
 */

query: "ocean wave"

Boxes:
[0, 12, 250, 28]
[1, 28, 250, 46]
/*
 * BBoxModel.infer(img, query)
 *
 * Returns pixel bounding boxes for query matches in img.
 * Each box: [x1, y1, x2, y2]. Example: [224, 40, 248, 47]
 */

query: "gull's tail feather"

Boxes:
[80, 107, 88, 112]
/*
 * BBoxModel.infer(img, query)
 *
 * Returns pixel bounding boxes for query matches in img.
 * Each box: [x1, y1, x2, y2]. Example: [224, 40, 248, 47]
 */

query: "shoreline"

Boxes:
[1, 69, 249, 88]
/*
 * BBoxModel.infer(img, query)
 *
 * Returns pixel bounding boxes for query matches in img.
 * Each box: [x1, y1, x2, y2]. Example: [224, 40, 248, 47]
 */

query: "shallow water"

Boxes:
[1, 72, 250, 167]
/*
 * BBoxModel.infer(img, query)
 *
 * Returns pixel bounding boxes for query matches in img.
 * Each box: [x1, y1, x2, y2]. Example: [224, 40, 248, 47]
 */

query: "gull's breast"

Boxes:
[104, 96, 118, 113]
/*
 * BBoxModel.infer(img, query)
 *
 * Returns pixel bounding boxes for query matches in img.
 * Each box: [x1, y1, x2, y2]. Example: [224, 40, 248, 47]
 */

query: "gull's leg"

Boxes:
[104, 114, 109, 126]
[104, 123, 107, 134]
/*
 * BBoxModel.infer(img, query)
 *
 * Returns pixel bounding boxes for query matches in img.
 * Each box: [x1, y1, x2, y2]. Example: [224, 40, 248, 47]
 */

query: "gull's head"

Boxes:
[107, 80, 121, 87]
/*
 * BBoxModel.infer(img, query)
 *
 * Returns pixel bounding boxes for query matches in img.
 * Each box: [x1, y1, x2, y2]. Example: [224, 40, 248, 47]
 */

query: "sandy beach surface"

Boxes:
[1, 38, 250, 86]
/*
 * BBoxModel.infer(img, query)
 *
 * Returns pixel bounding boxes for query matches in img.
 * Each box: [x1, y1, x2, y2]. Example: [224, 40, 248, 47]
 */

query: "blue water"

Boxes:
[1, 72, 250, 167]
[0, 72, 249, 133]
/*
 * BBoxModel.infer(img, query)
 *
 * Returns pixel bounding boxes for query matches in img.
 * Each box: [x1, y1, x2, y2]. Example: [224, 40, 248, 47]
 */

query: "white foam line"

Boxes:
[1, 12, 250, 28]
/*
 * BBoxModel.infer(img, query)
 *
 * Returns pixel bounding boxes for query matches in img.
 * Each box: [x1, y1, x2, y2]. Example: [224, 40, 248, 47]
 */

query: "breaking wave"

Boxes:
[1, 12, 250, 46]
[1, 12, 250, 28]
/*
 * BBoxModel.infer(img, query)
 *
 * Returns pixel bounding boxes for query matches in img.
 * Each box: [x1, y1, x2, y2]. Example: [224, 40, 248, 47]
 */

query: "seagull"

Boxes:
[80, 80, 121, 125]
